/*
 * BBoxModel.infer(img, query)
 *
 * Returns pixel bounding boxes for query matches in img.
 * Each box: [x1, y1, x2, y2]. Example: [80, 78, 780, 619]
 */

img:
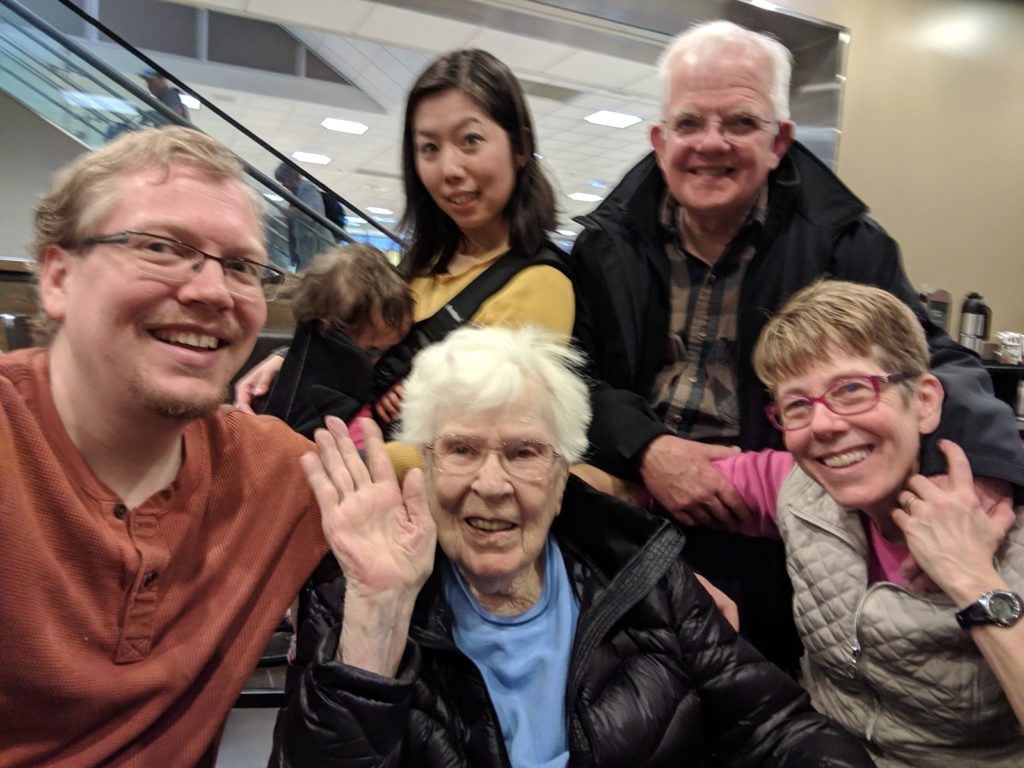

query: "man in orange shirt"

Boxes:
[0, 126, 329, 766]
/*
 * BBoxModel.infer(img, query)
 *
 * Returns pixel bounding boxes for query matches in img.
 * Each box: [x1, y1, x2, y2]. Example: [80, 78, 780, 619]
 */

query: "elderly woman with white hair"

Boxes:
[270, 326, 875, 768]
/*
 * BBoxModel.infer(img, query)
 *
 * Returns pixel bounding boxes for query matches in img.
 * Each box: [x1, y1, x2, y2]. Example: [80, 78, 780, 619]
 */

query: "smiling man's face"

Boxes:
[40, 164, 268, 421]
[651, 46, 794, 232]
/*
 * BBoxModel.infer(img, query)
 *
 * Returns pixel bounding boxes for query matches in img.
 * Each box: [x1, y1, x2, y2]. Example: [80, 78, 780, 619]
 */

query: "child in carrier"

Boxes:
[254, 243, 412, 448]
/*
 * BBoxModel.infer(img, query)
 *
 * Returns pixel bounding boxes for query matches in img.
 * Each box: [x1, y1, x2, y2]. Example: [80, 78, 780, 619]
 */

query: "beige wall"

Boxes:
[777, 0, 1024, 336]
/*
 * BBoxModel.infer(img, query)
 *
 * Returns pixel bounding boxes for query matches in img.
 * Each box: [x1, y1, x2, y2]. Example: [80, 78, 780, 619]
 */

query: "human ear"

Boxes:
[650, 121, 668, 168]
[915, 374, 944, 435]
[38, 244, 73, 323]
[771, 120, 796, 167]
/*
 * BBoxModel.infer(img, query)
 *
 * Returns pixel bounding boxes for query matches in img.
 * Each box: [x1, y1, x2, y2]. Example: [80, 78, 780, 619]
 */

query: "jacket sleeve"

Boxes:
[671, 563, 877, 767]
[570, 226, 670, 480]
[269, 563, 417, 768]
[831, 217, 1024, 488]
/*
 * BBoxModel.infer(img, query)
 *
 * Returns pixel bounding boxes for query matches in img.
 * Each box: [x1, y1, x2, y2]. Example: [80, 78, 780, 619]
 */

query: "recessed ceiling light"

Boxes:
[291, 151, 331, 165]
[180, 94, 201, 110]
[568, 192, 603, 203]
[366, 206, 393, 215]
[555, 229, 577, 237]
[321, 117, 369, 135]
[584, 110, 642, 129]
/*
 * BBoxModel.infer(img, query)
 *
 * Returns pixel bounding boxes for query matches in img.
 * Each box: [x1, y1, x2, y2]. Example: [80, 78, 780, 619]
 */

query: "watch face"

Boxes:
[989, 593, 1022, 623]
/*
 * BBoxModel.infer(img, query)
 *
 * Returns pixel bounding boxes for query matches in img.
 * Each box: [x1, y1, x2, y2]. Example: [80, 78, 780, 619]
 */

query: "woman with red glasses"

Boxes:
[708, 280, 1024, 767]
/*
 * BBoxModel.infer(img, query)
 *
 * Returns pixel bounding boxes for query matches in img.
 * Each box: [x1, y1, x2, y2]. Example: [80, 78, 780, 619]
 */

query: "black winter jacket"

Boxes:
[571, 143, 1024, 487]
[270, 478, 876, 768]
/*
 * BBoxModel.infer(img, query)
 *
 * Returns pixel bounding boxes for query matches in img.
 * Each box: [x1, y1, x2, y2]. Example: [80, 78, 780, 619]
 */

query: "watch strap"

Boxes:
[955, 590, 1024, 629]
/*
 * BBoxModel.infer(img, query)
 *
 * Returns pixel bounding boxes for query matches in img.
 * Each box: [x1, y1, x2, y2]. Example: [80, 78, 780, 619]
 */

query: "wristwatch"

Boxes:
[955, 590, 1024, 629]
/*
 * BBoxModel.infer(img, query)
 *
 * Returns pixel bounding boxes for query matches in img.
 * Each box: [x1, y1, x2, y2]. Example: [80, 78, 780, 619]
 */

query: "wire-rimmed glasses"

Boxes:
[82, 230, 286, 301]
[765, 373, 913, 431]
[663, 111, 775, 142]
[425, 434, 561, 481]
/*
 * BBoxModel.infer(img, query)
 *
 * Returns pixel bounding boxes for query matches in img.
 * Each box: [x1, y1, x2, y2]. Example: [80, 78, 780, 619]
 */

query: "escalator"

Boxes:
[0, 0, 403, 284]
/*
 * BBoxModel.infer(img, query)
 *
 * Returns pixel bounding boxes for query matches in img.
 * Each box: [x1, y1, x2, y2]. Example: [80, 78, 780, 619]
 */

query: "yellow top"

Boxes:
[409, 246, 574, 333]
[387, 246, 575, 479]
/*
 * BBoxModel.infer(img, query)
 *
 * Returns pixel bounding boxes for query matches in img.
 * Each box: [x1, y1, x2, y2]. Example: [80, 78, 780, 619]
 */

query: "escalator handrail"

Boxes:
[51, 0, 404, 248]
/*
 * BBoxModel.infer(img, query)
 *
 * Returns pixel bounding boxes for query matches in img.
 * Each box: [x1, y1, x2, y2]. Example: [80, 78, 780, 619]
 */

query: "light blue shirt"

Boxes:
[442, 536, 579, 768]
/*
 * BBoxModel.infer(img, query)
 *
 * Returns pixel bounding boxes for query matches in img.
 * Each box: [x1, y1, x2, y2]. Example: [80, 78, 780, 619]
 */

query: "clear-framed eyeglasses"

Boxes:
[425, 434, 561, 482]
[766, 373, 913, 431]
[82, 230, 286, 301]
[663, 111, 775, 143]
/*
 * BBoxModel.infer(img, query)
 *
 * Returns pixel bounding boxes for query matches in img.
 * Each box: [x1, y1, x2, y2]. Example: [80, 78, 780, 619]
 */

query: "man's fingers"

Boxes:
[716, 481, 751, 525]
[696, 443, 741, 461]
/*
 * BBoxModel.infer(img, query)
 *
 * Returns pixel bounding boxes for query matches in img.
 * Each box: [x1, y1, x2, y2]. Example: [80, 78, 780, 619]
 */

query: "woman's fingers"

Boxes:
[324, 416, 372, 490]
[360, 418, 400, 487]
[937, 439, 974, 492]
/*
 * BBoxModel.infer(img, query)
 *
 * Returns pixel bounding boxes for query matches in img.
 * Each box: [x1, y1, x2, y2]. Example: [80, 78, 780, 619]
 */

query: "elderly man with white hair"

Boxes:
[270, 325, 877, 768]
[570, 20, 1024, 671]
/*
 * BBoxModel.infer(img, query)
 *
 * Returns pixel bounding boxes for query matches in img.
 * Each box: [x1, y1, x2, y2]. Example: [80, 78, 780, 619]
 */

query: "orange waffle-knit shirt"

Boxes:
[0, 349, 328, 767]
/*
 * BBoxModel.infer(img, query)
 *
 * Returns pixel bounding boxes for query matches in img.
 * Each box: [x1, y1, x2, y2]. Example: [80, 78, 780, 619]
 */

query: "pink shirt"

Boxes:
[713, 450, 911, 585]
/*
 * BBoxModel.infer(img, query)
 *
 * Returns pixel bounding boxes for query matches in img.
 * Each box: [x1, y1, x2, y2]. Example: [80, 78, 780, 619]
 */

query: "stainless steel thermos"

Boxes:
[959, 292, 991, 354]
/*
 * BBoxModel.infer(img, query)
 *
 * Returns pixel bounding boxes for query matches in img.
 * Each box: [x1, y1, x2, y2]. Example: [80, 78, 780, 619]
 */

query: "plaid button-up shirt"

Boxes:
[650, 189, 767, 442]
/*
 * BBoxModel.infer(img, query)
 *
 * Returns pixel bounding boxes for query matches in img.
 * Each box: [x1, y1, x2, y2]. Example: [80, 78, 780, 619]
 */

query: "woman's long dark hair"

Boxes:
[399, 49, 557, 276]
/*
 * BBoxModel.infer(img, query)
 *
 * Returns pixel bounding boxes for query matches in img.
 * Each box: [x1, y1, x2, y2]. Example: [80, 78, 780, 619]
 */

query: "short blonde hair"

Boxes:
[292, 244, 413, 335]
[33, 125, 262, 263]
[753, 280, 929, 391]
[397, 325, 591, 464]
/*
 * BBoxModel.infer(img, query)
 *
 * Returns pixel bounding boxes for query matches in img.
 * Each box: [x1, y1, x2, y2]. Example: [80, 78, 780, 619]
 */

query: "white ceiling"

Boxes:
[164, 0, 677, 240]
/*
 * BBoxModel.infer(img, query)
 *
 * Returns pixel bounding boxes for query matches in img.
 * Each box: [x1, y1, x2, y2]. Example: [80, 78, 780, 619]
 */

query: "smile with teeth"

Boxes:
[690, 168, 731, 176]
[153, 329, 222, 350]
[819, 449, 871, 469]
[466, 517, 515, 532]
[449, 192, 478, 205]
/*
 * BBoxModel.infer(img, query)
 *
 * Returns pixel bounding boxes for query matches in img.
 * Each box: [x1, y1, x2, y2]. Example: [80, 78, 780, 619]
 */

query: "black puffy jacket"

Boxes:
[270, 477, 876, 768]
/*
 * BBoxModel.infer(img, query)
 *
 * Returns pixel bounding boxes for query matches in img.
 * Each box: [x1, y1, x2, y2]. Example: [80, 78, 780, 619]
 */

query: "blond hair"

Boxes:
[33, 125, 262, 263]
[292, 244, 413, 335]
[753, 280, 929, 391]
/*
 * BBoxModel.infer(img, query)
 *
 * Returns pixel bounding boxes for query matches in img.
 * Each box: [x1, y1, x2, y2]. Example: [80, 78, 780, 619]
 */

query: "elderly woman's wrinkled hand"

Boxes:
[893, 440, 1007, 602]
[302, 416, 436, 601]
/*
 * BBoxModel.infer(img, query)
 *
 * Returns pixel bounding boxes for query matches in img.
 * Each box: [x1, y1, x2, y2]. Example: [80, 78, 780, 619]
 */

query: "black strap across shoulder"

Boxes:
[372, 243, 568, 401]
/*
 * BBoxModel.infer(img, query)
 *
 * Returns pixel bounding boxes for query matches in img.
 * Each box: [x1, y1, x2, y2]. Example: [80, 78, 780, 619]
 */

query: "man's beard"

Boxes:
[128, 372, 229, 421]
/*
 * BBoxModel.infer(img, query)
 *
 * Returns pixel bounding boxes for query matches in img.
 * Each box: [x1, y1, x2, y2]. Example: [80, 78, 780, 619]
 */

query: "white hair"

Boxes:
[396, 325, 591, 464]
[657, 20, 793, 121]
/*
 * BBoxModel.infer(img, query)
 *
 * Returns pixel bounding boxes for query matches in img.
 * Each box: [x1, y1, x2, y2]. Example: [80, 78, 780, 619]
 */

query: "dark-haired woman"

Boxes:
[234, 50, 573, 431]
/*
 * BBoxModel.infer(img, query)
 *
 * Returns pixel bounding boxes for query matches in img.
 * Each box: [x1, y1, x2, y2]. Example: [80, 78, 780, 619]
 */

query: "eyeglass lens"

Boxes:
[431, 435, 555, 479]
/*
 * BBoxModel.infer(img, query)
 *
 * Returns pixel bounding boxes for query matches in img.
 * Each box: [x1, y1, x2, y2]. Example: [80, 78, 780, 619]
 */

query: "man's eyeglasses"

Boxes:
[425, 434, 561, 481]
[664, 112, 775, 142]
[766, 373, 913, 431]
[82, 231, 286, 301]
